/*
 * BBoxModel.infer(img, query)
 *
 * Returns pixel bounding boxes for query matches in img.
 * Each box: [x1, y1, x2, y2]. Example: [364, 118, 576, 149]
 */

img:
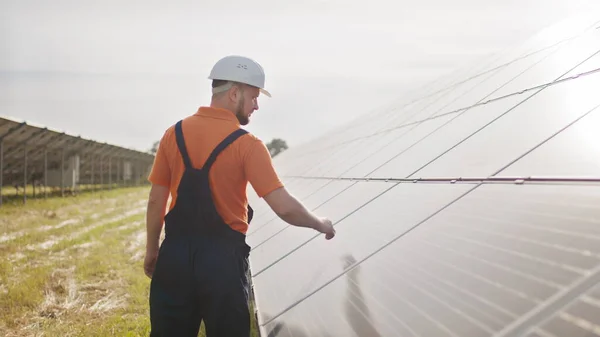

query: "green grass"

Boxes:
[0, 265, 52, 328]
[0, 186, 261, 336]
[1, 183, 143, 201]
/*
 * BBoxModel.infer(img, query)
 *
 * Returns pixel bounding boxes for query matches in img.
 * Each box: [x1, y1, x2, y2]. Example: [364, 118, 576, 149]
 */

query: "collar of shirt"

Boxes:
[194, 106, 240, 126]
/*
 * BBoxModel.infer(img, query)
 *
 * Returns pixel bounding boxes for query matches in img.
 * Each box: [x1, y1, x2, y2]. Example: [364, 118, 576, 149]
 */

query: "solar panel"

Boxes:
[524, 283, 600, 337]
[0, 116, 155, 204]
[249, 180, 392, 274]
[248, 4, 600, 337]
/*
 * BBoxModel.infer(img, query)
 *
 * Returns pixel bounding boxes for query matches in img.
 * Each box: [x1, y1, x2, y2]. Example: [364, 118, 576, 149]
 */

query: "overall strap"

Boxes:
[174, 120, 193, 169]
[203, 129, 248, 171]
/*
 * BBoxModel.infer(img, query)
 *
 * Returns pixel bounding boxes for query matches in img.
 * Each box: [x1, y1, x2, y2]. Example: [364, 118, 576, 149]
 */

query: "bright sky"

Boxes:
[0, 0, 592, 152]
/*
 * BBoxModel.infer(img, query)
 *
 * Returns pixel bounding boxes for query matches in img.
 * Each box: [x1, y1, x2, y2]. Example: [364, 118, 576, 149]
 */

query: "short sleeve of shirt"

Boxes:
[243, 139, 284, 198]
[148, 130, 172, 187]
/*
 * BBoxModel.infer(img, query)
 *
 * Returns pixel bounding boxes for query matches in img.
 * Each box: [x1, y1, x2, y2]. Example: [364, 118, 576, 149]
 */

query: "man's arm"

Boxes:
[144, 184, 170, 278]
[144, 130, 172, 278]
[146, 184, 170, 249]
[263, 187, 324, 229]
[244, 139, 335, 239]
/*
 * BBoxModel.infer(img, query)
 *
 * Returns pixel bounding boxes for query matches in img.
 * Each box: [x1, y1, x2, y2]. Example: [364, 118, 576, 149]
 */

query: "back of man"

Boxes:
[149, 106, 284, 234]
[144, 55, 336, 337]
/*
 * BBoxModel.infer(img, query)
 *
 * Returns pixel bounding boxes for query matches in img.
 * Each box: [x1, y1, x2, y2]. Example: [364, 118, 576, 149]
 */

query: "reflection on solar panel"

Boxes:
[248, 4, 600, 337]
[0, 116, 155, 205]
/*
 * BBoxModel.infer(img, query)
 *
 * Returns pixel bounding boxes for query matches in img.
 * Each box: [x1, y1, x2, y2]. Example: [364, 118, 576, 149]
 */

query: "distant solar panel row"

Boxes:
[0, 116, 155, 205]
[248, 4, 600, 337]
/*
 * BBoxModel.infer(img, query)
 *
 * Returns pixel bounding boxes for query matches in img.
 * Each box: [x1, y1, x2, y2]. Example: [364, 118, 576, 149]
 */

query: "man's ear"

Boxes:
[227, 86, 235, 102]
[230, 83, 247, 102]
[228, 84, 240, 103]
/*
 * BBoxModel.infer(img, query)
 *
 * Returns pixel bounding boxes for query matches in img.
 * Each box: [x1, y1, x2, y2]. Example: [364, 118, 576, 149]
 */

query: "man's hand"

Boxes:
[316, 217, 335, 240]
[263, 187, 336, 239]
[144, 247, 159, 279]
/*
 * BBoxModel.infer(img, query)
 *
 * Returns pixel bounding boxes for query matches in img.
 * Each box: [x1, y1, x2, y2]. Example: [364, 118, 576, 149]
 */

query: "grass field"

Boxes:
[0, 186, 260, 337]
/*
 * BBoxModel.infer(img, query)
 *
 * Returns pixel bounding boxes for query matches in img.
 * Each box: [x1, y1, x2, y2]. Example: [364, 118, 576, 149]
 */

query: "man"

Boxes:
[144, 55, 336, 337]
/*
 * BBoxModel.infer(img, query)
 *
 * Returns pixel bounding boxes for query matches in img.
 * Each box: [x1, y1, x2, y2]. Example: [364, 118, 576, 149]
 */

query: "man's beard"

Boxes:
[235, 96, 249, 125]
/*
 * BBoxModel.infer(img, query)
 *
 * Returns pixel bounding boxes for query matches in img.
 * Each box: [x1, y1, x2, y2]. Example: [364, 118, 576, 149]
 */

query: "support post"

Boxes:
[44, 149, 48, 199]
[23, 145, 27, 204]
[0, 141, 3, 207]
[136, 162, 140, 186]
[118, 158, 121, 187]
[109, 156, 112, 189]
[61, 149, 65, 197]
[100, 156, 104, 188]
[91, 153, 95, 193]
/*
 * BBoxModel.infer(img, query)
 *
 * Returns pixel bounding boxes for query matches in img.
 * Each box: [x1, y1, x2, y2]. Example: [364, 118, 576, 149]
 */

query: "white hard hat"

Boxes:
[208, 55, 271, 97]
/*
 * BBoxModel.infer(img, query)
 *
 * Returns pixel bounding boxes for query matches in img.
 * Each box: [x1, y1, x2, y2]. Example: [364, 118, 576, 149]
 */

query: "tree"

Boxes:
[266, 138, 288, 158]
[149, 141, 159, 155]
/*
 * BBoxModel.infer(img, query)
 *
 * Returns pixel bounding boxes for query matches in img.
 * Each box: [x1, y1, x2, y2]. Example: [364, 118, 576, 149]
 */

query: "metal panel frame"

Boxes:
[0, 116, 155, 205]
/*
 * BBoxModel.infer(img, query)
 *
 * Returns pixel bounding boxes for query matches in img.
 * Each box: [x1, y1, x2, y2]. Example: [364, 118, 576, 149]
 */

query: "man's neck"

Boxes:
[209, 98, 229, 110]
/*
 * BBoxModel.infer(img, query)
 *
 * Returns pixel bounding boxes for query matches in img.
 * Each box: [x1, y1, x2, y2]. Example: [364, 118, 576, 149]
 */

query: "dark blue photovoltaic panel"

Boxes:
[390, 72, 504, 128]
[489, 29, 600, 100]
[569, 48, 600, 74]
[435, 44, 563, 116]
[499, 106, 600, 177]
[338, 113, 455, 179]
[412, 72, 600, 178]
[261, 184, 600, 337]
[465, 10, 599, 79]
[247, 179, 357, 246]
[253, 183, 473, 324]
[313, 129, 410, 178]
[367, 94, 527, 179]
[248, 5, 600, 337]
[249, 180, 393, 274]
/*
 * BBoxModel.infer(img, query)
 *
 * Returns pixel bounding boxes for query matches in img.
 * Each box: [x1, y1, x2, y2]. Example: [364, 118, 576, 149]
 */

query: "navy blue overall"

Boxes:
[149, 120, 253, 337]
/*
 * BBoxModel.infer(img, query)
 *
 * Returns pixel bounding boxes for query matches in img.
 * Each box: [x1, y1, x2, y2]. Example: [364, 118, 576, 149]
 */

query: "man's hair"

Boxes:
[212, 79, 229, 89]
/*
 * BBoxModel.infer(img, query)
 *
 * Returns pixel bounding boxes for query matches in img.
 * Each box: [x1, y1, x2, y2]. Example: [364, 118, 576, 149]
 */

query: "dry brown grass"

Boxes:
[0, 187, 150, 336]
[0, 186, 260, 337]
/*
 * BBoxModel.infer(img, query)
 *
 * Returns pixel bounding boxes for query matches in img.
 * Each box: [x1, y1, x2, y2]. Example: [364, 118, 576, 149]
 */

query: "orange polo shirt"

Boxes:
[148, 107, 284, 234]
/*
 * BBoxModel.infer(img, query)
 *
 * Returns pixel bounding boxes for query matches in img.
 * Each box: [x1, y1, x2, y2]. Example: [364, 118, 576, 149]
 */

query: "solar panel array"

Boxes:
[0, 116, 155, 205]
[247, 4, 600, 337]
